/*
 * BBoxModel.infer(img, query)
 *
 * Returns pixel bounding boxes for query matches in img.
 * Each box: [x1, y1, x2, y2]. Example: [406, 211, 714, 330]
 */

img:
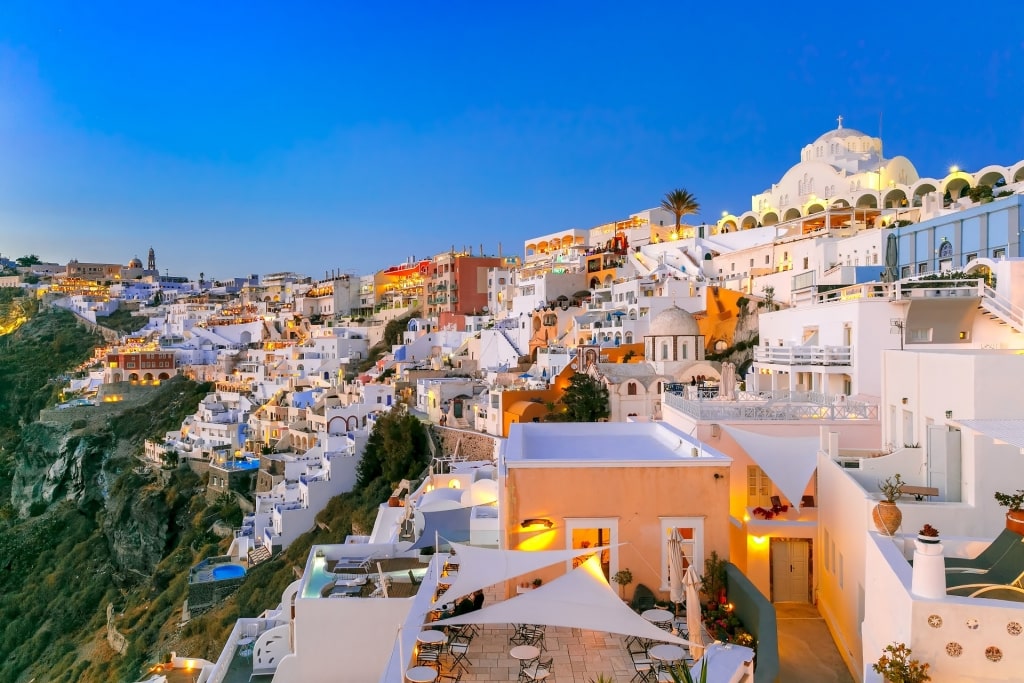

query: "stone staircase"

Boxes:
[248, 544, 273, 567]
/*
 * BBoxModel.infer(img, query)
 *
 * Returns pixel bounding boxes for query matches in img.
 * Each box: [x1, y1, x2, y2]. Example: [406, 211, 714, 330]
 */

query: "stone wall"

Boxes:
[106, 603, 128, 655]
[432, 426, 500, 462]
[187, 576, 246, 614]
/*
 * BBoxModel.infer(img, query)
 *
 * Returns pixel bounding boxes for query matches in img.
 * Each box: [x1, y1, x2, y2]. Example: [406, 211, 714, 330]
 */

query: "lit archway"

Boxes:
[805, 203, 825, 215]
[855, 194, 878, 208]
[762, 212, 779, 226]
[942, 172, 972, 199]
[783, 208, 801, 221]
[740, 216, 758, 230]
[882, 189, 908, 209]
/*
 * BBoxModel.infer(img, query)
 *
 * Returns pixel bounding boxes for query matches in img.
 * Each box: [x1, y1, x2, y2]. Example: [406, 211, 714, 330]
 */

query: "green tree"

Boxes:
[561, 373, 610, 422]
[660, 188, 701, 235]
[15, 254, 41, 267]
[355, 409, 430, 488]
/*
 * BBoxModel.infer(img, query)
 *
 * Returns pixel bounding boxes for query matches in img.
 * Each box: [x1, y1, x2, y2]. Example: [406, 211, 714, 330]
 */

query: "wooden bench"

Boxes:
[900, 485, 940, 501]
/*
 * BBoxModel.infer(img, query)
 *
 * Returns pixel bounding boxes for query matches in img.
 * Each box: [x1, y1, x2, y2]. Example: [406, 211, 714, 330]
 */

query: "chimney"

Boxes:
[498, 242, 503, 257]
[911, 534, 946, 599]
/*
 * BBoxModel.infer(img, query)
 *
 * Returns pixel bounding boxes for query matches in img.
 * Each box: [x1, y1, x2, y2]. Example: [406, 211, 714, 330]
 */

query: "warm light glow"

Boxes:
[517, 529, 557, 551]
[742, 514, 750, 523]
[721, 210, 728, 217]
[752, 536, 767, 545]
[448, 479, 461, 489]
[949, 165, 959, 173]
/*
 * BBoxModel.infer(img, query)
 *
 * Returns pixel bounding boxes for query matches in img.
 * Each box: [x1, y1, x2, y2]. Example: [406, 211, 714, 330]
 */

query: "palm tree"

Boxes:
[660, 188, 700, 237]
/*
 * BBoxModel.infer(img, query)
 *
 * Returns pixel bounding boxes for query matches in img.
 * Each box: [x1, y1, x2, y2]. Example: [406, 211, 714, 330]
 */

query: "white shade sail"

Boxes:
[667, 529, 685, 605]
[418, 488, 466, 512]
[435, 555, 692, 646]
[438, 540, 606, 603]
[722, 425, 819, 509]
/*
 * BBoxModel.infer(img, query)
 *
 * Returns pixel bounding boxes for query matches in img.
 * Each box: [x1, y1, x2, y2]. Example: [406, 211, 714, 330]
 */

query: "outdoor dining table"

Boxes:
[417, 630, 447, 646]
[406, 665, 439, 682]
[648, 643, 686, 668]
[510, 644, 540, 663]
[641, 608, 674, 627]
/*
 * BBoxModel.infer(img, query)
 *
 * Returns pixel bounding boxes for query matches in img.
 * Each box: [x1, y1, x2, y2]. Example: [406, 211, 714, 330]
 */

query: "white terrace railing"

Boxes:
[663, 388, 878, 421]
[753, 345, 852, 365]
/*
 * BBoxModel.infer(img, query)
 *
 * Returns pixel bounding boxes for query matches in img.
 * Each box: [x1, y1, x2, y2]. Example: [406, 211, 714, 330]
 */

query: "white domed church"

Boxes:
[582, 305, 721, 421]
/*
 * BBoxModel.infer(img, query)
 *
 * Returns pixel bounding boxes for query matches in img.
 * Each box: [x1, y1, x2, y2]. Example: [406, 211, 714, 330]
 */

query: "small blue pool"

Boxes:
[211, 564, 246, 580]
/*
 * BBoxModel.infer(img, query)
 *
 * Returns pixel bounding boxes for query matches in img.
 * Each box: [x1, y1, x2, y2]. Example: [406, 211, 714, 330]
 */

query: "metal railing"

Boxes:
[664, 389, 878, 421]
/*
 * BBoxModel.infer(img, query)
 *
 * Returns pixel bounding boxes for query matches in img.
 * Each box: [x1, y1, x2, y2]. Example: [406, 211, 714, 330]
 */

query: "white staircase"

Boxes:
[979, 286, 1024, 334]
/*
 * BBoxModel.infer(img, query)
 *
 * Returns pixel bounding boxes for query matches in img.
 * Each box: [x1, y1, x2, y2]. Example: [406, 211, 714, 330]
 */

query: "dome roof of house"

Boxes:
[814, 125, 870, 144]
[648, 305, 700, 337]
[128, 257, 143, 268]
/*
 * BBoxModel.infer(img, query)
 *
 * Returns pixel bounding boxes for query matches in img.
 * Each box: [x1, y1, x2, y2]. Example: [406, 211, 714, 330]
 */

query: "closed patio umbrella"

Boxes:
[883, 232, 899, 283]
[668, 529, 686, 609]
[684, 564, 705, 660]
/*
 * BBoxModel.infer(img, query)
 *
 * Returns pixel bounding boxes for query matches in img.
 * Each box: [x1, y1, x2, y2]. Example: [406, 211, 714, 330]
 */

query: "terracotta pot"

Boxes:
[387, 496, 401, 508]
[872, 501, 902, 535]
[1007, 510, 1024, 535]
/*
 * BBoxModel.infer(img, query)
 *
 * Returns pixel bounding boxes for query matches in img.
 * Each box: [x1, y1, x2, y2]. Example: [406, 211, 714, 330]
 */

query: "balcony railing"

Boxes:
[664, 388, 878, 421]
[754, 345, 852, 365]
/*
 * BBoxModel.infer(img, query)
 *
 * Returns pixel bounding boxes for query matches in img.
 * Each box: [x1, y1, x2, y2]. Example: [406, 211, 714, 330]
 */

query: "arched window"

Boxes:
[661, 343, 670, 360]
[627, 382, 637, 396]
[938, 240, 953, 258]
[680, 343, 688, 360]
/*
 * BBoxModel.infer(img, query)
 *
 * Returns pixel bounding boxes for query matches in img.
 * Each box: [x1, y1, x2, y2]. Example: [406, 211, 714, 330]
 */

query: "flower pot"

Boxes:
[917, 534, 940, 544]
[1007, 510, 1024, 535]
[872, 501, 902, 535]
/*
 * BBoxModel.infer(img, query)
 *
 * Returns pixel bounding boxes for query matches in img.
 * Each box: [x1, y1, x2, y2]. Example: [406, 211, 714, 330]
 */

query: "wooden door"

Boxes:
[771, 539, 810, 603]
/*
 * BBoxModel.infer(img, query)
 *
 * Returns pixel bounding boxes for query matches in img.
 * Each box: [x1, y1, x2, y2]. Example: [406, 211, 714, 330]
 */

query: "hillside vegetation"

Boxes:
[0, 304, 432, 682]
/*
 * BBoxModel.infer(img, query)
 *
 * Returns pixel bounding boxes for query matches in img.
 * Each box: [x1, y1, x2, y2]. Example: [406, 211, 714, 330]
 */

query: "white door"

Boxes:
[771, 539, 810, 603]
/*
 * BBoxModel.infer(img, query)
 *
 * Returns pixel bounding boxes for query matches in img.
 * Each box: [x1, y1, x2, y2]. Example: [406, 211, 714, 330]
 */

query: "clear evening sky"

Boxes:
[1, 3, 1022, 280]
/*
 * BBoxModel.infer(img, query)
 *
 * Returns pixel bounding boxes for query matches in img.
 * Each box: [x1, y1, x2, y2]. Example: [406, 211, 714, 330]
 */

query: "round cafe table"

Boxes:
[417, 630, 447, 646]
[510, 644, 540, 662]
[648, 643, 685, 667]
[641, 608, 674, 625]
[406, 665, 438, 683]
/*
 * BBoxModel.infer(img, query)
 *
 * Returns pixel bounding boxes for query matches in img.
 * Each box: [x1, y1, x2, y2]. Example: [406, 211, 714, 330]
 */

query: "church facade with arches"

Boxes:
[718, 117, 1024, 232]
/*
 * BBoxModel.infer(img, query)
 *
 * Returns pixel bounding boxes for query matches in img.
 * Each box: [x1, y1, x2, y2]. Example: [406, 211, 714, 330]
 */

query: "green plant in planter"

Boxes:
[665, 662, 709, 683]
[611, 568, 633, 599]
[872, 642, 931, 682]
[878, 474, 905, 503]
[700, 551, 727, 606]
[994, 489, 1024, 511]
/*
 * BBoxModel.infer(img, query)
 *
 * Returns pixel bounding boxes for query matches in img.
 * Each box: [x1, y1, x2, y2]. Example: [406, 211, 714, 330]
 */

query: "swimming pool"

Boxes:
[211, 564, 246, 580]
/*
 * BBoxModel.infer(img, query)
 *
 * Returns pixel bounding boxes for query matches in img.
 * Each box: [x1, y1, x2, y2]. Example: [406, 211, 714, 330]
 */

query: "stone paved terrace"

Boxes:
[429, 622, 643, 682]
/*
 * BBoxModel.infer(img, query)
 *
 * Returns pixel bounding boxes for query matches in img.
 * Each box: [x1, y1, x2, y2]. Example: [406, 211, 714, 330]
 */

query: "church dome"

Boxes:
[128, 257, 143, 269]
[648, 305, 700, 337]
[814, 126, 870, 143]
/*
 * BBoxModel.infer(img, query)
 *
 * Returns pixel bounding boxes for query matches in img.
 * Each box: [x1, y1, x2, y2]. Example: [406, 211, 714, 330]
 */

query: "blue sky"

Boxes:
[1, 3, 1022, 279]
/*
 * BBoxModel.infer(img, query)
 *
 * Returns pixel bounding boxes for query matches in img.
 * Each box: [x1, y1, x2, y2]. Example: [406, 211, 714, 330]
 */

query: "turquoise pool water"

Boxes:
[212, 564, 246, 580]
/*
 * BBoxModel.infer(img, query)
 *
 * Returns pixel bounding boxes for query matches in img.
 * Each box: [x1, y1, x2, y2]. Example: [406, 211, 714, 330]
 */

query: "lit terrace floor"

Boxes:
[434, 622, 638, 682]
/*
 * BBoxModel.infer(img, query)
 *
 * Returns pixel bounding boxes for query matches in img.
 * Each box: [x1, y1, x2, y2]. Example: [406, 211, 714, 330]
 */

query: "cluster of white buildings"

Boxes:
[60, 121, 1024, 683]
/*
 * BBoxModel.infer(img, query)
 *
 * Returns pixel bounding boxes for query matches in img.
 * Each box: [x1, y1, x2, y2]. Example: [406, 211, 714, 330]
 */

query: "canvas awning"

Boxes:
[435, 555, 691, 646]
[409, 507, 472, 550]
[437, 541, 607, 603]
[722, 426, 819, 508]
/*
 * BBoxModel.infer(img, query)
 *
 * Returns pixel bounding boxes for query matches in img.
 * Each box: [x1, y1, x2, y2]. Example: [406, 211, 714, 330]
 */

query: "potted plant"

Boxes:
[872, 474, 904, 535]
[994, 489, 1024, 534]
[532, 577, 543, 588]
[872, 642, 931, 683]
[917, 524, 940, 544]
[611, 567, 634, 600]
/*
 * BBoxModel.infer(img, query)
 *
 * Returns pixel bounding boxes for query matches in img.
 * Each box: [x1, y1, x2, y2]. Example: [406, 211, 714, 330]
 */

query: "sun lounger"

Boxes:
[946, 538, 1024, 591]
[945, 529, 1024, 571]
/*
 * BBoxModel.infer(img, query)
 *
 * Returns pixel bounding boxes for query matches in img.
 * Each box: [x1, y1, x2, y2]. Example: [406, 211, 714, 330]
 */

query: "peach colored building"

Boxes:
[501, 421, 732, 601]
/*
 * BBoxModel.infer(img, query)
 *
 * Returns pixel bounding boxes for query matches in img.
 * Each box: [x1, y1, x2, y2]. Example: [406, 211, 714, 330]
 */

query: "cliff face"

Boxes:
[10, 423, 113, 516]
[102, 471, 176, 578]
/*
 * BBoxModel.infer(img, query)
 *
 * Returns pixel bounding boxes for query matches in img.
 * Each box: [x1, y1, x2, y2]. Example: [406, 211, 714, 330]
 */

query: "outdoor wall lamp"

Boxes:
[521, 518, 554, 530]
[902, 397, 908, 405]
[945, 410, 953, 419]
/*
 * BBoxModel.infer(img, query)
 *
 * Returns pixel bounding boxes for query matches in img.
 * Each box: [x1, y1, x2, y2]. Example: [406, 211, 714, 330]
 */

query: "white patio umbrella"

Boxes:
[667, 528, 686, 609]
[684, 564, 705, 660]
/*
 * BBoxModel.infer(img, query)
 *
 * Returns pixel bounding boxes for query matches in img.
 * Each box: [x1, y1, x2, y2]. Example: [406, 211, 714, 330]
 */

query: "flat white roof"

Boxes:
[504, 422, 731, 467]
[955, 419, 1024, 452]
